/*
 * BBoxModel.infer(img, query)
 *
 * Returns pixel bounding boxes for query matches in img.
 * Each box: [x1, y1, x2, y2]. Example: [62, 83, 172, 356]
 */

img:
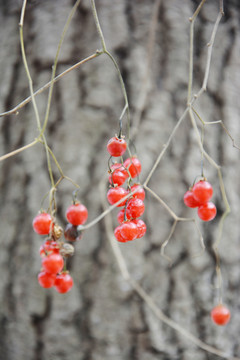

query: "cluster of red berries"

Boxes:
[33, 201, 88, 293]
[106, 136, 146, 242]
[184, 179, 217, 221]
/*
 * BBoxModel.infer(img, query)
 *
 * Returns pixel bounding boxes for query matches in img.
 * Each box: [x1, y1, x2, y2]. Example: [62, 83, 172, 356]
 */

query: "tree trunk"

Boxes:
[0, 1, 239, 359]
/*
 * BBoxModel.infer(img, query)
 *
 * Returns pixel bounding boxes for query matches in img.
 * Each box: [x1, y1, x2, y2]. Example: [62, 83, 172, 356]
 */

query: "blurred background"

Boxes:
[0, 0, 240, 359]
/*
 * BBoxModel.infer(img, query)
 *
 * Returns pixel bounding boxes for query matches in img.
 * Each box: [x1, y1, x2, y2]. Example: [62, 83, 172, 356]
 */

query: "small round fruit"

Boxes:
[117, 208, 132, 224]
[64, 223, 82, 242]
[107, 187, 128, 207]
[114, 225, 127, 242]
[120, 221, 138, 241]
[198, 202, 217, 221]
[123, 157, 142, 178]
[126, 198, 145, 218]
[55, 272, 73, 294]
[107, 136, 127, 157]
[192, 180, 213, 204]
[38, 271, 56, 288]
[42, 253, 64, 274]
[211, 304, 231, 326]
[33, 212, 52, 235]
[130, 184, 145, 201]
[132, 219, 147, 238]
[66, 203, 88, 226]
[183, 190, 201, 208]
[108, 168, 127, 186]
[39, 240, 59, 257]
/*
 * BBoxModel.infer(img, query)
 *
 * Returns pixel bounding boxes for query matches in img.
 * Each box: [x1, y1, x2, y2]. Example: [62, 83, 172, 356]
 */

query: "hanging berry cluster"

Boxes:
[33, 201, 88, 294]
[106, 135, 146, 243]
[183, 179, 217, 221]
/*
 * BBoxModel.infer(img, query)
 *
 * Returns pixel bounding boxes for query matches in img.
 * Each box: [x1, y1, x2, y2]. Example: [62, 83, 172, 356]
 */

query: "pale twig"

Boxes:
[143, 107, 189, 186]
[192, 5, 224, 102]
[0, 53, 101, 118]
[144, 185, 179, 220]
[131, 0, 161, 138]
[160, 220, 178, 265]
[90, 0, 130, 137]
[19, 0, 55, 187]
[188, 0, 207, 104]
[0, 139, 38, 162]
[40, 0, 82, 137]
[192, 107, 240, 150]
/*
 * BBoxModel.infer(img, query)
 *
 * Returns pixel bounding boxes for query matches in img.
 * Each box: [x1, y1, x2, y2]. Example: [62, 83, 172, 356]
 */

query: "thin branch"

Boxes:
[0, 139, 38, 162]
[0, 53, 101, 118]
[192, 6, 224, 102]
[143, 107, 189, 186]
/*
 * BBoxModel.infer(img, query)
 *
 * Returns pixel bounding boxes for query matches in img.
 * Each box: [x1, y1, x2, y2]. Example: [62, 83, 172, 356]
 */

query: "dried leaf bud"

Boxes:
[64, 223, 82, 242]
[60, 243, 75, 258]
[52, 224, 63, 240]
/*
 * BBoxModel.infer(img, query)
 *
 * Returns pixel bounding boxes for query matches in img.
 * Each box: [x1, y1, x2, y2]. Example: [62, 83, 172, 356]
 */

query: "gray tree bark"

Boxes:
[0, 1, 239, 359]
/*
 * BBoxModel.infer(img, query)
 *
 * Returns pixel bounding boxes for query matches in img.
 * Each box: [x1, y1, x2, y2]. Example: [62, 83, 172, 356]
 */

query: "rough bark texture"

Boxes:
[0, 1, 240, 359]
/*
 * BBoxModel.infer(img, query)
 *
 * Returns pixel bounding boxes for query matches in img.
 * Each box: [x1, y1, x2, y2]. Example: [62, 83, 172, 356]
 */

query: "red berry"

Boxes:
[192, 180, 213, 204]
[38, 271, 56, 288]
[42, 253, 64, 274]
[117, 208, 132, 224]
[126, 198, 145, 218]
[130, 184, 145, 201]
[107, 136, 127, 157]
[211, 304, 231, 326]
[198, 202, 217, 221]
[64, 223, 82, 242]
[107, 187, 128, 207]
[39, 240, 59, 257]
[55, 272, 73, 294]
[183, 190, 201, 208]
[132, 219, 147, 238]
[108, 168, 127, 186]
[123, 157, 142, 178]
[114, 225, 127, 242]
[33, 212, 52, 235]
[120, 221, 138, 241]
[66, 203, 88, 226]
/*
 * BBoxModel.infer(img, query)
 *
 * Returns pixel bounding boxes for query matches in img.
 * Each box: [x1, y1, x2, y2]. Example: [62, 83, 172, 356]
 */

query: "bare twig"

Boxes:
[0, 53, 101, 118]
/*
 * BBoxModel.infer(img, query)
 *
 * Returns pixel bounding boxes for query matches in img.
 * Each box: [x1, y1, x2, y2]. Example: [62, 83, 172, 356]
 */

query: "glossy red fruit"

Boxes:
[117, 208, 132, 224]
[66, 203, 88, 226]
[183, 190, 201, 208]
[33, 212, 52, 235]
[64, 223, 82, 242]
[132, 219, 147, 238]
[108, 167, 127, 186]
[107, 136, 127, 157]
[107, 187, 128, 207]
[42, 253, 64, 274]
[123, 157, 142, 178]
[120, 221, 138, 241]
[55, 272, 73, 294]
[126, 198, 145, 218]
[192, 180, 213, 204]
[130, 184, 145, 201]
[211, 304, 231, 326]
[114, 225, 127, 242]
[38, 271, 56, 288]
[39, 240, 59, 257]
[198, 202, 217, 221]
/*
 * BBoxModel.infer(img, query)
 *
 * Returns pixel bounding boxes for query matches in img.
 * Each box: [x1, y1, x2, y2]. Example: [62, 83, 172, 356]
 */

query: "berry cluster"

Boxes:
[184, 180, 217, 221]
[106, 136, 146, 242]
[33, 202, 88, 293]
